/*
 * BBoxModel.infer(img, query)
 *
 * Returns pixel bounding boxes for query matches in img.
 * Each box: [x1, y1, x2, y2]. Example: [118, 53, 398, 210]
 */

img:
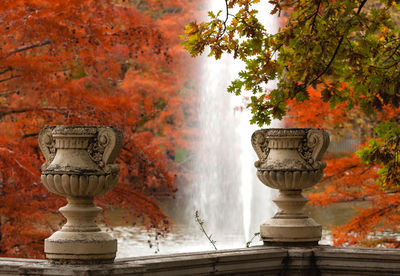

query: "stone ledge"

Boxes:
[1, 246, 400, 275]
[315, 246, 400, 275]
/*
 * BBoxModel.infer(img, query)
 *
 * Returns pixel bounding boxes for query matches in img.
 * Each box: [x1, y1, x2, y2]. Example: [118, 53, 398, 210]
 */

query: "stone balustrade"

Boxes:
[0, 126, 398, 275]
[1, 246, 400, 275]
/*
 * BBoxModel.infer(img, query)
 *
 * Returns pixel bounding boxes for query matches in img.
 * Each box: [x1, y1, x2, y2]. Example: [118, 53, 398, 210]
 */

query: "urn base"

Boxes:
[45, 231, 117, 264]
[260, 217, 321, 244]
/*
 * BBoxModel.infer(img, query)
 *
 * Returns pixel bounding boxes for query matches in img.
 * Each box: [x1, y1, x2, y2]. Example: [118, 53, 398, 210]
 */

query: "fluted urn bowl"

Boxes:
[252, 128, 329, 190]
[42, 173, 118, 198]
[256, 170, 324, 190]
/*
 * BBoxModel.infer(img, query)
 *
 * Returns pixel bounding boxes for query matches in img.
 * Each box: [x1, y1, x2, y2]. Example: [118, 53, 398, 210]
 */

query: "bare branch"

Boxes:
[381, 43, 400, 64]
[310, 0, 321, 33]
[195, 210, 218, 250]
[357, 0, 368, 14]
[309, 0, 368, 87]
[21, 133, 38, 139]
[1, 40, 51, 60]
[222, 0, 229, 33]
[0, 106, 68, 119]
[0, 75, 21, 83]
[0, 89, 19, 96]
[0, 67, 11, 75]
[310, 36, 344, 86]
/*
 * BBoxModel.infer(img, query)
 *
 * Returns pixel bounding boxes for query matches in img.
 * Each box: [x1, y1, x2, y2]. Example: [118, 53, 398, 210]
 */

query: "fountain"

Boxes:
[113, 2, 281, 256]
[182, 1, 279, 245]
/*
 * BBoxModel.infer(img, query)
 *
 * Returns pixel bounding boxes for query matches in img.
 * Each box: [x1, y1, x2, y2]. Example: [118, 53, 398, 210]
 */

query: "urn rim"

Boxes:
[257, 128, 311, 137]
[52, 125, 105, 136]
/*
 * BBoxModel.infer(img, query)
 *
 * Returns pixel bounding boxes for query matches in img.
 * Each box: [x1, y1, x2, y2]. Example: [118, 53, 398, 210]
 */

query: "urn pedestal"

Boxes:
[251, 128, 329, 245]
[39, 126, 123, 264]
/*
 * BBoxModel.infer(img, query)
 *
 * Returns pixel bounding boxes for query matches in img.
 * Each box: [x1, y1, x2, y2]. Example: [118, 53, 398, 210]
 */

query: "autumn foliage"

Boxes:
[285, 88, 400, 248]
[0, 0, 199, 258]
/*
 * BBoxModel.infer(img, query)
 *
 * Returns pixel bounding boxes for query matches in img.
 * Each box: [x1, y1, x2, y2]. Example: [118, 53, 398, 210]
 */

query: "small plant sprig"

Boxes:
[246, 232, 260, 248]
[195, 210, 218, 250]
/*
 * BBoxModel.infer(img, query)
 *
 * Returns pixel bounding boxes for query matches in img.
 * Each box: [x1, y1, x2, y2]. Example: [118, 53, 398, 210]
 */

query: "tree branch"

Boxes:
[195, 210, 218, 250]
[21, 133, 39, 139]
[0, 67, 11, 75]
[309, 0, 368, 86]
[1, 40, 51, 60]
[0, 75, 21, 83]
[382, 43, 400, 64]
[216, 0, 230, 40]
[0, 107, 67, 119]
[357, 0, 368, 14]
[0, 89, 19, 96]
[310, 36, 344, 86]
[375, 57, 400, 70]
[310, 0, 321, 33]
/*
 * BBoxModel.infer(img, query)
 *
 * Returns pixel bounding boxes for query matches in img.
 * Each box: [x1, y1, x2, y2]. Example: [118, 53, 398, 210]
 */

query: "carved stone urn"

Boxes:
[251, 128, 329, 245]
[39, 125, 123, 264]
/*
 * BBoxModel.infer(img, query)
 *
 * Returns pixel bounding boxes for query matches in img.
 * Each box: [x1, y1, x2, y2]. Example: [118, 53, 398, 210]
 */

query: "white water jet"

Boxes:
[114, 3, 281, 257]
[186, 1, 279, 245]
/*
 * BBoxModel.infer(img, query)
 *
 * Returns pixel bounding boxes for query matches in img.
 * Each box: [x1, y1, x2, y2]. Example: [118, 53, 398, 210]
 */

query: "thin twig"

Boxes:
[246, 232, 260, 248]
[0, 75, 21, 83]
[0, 67, 11, 75]
[0, 106, 68, 119]
[216, 0, 230, 40]
[309, 0, 368, 87]
[195, 210, 217, 250]
[381, 43, 400, 64]
[310, 0, 321, 33]
[21, 133, 38, 139]
[0, 89, 19, 96]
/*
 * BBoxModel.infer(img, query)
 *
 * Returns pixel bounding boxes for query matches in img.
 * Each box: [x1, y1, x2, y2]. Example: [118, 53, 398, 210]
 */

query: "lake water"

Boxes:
[109, 225, 252, 258]
[106, 201, 368, 258]
[109, 224, 332, 258]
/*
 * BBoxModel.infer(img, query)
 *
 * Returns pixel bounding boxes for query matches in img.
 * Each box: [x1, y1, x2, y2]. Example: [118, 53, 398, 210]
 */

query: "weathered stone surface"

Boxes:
[1, 246, 399, 275]
[38, 125, 123, 264]
[315, 246, 400, 275]
[252, 128, 329, 171]
[252, 128, 329, 244]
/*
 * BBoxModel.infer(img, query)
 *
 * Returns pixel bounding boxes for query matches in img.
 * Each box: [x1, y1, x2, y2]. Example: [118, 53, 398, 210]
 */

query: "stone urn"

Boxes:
[251, 128, 329, 245]
[39, 125, 123, 264]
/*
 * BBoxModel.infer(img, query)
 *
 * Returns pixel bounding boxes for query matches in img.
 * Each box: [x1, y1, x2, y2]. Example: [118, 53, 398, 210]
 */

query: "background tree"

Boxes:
[183, 0, 400, 247]
[0, 0, 199, 258]
[285, 88, 400, 247]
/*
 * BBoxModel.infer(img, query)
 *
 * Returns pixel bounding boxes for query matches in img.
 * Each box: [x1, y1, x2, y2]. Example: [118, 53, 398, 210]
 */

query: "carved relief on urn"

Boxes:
[252, 128, 329, 245]
[39, 125, 123, 264]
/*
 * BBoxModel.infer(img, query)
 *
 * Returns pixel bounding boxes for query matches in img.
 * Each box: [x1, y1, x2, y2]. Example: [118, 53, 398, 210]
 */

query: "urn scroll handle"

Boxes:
[97, 127, 123, 173]
[307, 129, 330, 169]
[38, 126, 56, 171]
[251, 130, 269, 169]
